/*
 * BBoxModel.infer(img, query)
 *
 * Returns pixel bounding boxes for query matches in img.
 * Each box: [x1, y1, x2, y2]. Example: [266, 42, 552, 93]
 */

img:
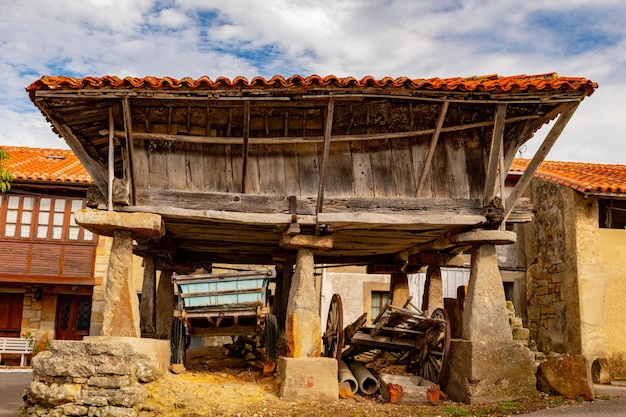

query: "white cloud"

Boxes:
[1, 0, 625, 162]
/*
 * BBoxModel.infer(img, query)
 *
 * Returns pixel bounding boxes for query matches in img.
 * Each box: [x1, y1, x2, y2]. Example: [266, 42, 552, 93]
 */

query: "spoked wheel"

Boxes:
[322, 294, 344, 363]
[415, 308, 451, 384]
[264, 313, 279, 362]
[171, 317, 187, 366]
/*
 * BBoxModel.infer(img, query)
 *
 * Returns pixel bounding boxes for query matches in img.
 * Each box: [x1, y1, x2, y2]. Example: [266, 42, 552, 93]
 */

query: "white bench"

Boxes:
[0, 337, 33, 366]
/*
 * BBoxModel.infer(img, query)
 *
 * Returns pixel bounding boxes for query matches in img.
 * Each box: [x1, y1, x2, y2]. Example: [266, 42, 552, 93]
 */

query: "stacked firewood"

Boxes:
[224, 335, 266, 362]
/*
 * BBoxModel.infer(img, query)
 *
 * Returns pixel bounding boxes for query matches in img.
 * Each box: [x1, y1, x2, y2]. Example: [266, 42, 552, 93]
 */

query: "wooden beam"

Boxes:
[241, 101, 251, 193]
[99, 115, 539, 146]
[316, 98, 335, 214]
[416, 101, 449, 196]
[504, 101, 581, 219]
[108, 107, 115, 211]
[317, 212, 485, 229]
[35, 88, 587, 105]
[484, 104, 507, 205]
[34, 98, 109, 192]
[122, 98, 136, 204]
[407, 252, 467, 267]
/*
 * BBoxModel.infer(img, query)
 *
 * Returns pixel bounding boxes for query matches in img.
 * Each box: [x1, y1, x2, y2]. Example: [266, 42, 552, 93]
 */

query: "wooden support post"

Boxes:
[273, 255, 296, 335]
[102, 230, 141, 337]
[421, 266, 443, 313]
[504, 101, 580, 219]
[390, 273, 410, 307]
[108, 107, 114, 211]
[285, 249, 321, 357]
[484, 104, 507, 206]
[139, 256, 157, 337]
[156, 269, 175, 339]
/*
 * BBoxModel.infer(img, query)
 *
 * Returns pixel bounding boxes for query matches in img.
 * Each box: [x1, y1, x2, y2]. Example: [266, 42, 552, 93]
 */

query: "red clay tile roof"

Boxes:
[510, 159, 626, 195]
[26, 73, 597, 96]
[1, 146, 92, 184]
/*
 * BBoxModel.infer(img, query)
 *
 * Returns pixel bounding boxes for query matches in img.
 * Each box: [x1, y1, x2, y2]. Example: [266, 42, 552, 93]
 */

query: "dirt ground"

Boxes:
[141, 346, 581, 417]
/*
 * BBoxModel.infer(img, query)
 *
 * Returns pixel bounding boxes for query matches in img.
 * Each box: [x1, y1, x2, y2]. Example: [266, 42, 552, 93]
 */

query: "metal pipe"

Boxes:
[348, 361, 379, 395]
[338, 361, 358, 394]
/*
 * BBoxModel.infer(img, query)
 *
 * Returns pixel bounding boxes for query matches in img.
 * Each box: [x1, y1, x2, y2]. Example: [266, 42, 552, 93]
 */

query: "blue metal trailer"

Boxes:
[170, 269, 278, 365]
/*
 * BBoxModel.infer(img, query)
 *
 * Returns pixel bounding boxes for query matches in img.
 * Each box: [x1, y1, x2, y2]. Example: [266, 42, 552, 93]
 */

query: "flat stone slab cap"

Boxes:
[451, 230, 516, 245]
[74, 209, 164, 241]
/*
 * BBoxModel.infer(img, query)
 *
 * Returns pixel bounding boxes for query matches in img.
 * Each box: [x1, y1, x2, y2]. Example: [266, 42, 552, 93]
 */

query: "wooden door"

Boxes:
[0, 293, 24, 337]
[55, 295, 92, 340]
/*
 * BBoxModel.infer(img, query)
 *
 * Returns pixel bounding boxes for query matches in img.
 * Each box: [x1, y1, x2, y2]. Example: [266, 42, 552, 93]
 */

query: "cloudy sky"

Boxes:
[1, 0, 624, 163]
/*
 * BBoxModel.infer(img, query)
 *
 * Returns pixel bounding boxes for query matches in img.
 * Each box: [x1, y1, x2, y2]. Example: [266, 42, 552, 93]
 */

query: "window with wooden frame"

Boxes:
[1, 195, 94, 242]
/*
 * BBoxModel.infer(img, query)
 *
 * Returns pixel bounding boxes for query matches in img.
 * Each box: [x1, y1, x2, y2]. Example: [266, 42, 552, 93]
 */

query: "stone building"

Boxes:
[511, 159, 626, 380]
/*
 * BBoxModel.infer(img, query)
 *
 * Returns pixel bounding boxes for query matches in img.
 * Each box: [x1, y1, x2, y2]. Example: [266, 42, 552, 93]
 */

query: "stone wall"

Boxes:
[520, 179, 582, 354]
[21, 337, 169, 417]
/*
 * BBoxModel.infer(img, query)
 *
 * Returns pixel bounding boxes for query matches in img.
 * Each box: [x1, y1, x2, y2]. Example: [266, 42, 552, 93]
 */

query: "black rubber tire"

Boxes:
[264, 313, 279, 362]
[170, 317, 186, 365]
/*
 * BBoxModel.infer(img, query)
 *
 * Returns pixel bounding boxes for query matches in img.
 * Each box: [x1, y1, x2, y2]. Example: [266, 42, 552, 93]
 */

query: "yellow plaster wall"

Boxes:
[598, 228, 626, 377]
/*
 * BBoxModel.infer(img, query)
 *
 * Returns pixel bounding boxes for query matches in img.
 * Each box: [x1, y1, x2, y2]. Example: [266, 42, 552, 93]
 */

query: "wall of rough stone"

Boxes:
[520, 178, 582, 354]
[21, 337, 169, 417]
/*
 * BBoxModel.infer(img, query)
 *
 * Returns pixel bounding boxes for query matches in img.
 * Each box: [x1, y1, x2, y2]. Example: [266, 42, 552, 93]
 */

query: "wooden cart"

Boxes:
[323, 294, 451, 384]
[170, 269, 278, 365]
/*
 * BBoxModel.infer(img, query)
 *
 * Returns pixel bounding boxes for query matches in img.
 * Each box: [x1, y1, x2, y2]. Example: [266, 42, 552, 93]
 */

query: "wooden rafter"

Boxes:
[504, 101, 581, 220]
[416, 101, 449, 196]
[316, 99, 335, 214]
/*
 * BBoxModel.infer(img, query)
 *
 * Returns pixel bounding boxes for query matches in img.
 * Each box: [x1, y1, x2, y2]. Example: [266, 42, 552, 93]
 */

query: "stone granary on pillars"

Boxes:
[27, 73, 596, 402]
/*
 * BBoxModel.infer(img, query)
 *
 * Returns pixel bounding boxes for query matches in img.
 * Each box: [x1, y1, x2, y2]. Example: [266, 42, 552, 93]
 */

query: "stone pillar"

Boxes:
[156, 270, 175, 339]
[140, 256, 157, 337]
[102, 230, 141, 337]
[390, 273, 410, 307]
[443, 242, 536, 403]
[421, 266, 444, 313]
[285, 249, 321, 358]
[463, 244, 512, 342]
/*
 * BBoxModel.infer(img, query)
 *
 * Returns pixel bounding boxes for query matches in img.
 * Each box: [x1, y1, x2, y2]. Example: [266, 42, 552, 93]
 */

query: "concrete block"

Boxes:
[443, 339, 536, 404]
[277, 357, 338, 402]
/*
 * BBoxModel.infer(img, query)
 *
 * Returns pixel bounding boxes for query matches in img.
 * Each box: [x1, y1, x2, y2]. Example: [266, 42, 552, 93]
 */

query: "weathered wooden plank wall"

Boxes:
[131, 132, 486, 202]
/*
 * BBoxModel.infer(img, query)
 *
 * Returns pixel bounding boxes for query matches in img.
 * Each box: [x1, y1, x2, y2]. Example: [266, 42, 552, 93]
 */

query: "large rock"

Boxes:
[536, 354, 594, 400]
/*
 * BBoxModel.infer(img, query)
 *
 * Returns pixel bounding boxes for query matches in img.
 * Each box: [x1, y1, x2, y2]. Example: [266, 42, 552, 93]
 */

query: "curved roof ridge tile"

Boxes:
[26, 73, 598, 96]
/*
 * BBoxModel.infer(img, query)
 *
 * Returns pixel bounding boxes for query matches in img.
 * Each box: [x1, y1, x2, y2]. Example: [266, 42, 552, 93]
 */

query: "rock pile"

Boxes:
[21, 337, 169, 417]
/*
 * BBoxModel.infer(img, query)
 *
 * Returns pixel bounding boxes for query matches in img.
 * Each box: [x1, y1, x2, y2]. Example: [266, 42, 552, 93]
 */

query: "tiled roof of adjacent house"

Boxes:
[510, 159, 626, 195]
[1, 146, 92, 184]
[26, 73, 597, 96]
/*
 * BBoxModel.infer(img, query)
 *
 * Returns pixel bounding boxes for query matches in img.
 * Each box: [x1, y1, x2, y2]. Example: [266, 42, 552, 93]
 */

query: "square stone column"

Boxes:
[285, 248, 321, 358]
[102, 230, 141, 337]
[74, 210, 165, 339]
[443, 242, 536, 403]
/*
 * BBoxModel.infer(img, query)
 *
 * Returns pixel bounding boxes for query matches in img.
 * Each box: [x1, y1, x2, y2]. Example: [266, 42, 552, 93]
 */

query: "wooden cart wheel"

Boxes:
[264, 313, 279, 362]
[417, 307, 451, 384]
[170, 317, 187, 366]
[323, 294, 344, 363]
